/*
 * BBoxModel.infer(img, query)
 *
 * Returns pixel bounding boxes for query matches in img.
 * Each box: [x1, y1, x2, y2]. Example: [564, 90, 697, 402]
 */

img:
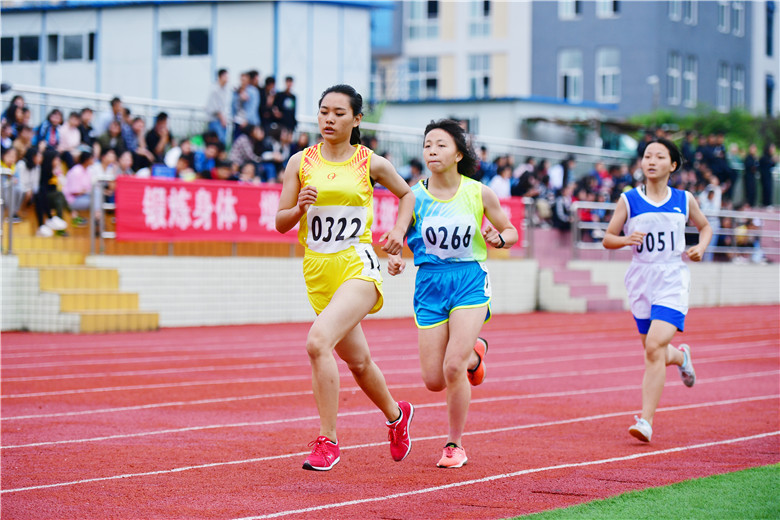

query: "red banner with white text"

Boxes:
[114, 176, 524, 245]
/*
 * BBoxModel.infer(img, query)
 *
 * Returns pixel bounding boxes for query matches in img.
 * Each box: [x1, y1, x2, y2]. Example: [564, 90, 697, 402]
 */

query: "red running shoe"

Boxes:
[468, 337, 488, 386]
[387, 401, 414, 461]
[302, 436, 340, 471]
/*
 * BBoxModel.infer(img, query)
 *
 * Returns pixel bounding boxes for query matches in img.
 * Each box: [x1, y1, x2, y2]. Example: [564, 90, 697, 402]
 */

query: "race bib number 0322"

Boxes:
[306, 205, 367, 254]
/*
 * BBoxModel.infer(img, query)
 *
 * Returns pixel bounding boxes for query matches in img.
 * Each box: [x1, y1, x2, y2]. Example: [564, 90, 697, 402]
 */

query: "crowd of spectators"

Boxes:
[0, 68, 303, 236]
[1, 76, 777, 260]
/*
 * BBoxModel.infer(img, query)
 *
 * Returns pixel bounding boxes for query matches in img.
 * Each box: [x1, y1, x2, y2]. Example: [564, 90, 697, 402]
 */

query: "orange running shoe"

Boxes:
[467, 337, 488, 386]
[437, 443, 468, 468]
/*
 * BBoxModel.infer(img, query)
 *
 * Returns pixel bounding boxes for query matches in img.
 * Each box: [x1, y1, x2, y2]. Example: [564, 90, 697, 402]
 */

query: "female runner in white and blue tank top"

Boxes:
[604, 138, 712, 443]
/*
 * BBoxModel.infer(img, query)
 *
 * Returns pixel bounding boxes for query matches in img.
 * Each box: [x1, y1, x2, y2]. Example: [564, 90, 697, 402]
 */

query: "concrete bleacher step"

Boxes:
[539, 265, 625, 313]
[57, 290, 140, 312]
[17, 250, 86, 267]
[38, 267, 120, 291]
[78, 311, 159, 333]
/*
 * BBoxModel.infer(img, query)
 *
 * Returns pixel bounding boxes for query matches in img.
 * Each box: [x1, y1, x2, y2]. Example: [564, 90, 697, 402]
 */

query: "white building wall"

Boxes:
[1, 1, 373, 124]
[750, 0, 780, 116]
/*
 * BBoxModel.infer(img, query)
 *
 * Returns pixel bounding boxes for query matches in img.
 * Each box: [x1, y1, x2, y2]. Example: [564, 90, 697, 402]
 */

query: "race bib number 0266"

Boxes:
[306, 205, 367, 254]
[422, 215, 475, 260]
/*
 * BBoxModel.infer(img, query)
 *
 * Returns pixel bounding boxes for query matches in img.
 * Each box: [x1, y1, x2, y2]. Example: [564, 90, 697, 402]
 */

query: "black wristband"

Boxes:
[497, 234, 505, 249]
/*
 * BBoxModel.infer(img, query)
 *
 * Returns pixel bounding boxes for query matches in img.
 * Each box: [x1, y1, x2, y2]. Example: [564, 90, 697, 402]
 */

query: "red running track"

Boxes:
[1, 305, 778, 519]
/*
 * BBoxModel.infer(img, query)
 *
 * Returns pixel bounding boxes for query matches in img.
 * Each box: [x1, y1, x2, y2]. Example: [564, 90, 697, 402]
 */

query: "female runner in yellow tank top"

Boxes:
[276, 85, 415, 471]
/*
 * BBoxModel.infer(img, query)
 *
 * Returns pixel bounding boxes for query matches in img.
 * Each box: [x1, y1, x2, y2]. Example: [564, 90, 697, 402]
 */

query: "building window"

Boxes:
[667, 52, 681, 105]
[63, 34, 83, 60]
[161, 30, 181, 56]
[469, 54, 490, 98]
[47, 34, 58, 62]
[717, 1, 730, 32]
[558, 0, 582, 20]
[88, 32, 95, 61]
[19, 35, 39, 62]
[469, 1, 491, 37]
[558, 49, 583, 103]
[767, 75, 776, 116]
[407, 0, 439, 39]
[187, 29, 209, 55]
[732, 66, 745, 108]
[683, 55, 697, 107]
[1, 37, 13, 62]
[408, 56, 438, 100]
[596, 0, 619, 18]
[732, 1, 745, 35]
[717, 62, 730, 112]
[683, 0, 697, 24]
[767, 2, 775, 57]
[595, 48, 620, 103]
[669, 0, 682, 21]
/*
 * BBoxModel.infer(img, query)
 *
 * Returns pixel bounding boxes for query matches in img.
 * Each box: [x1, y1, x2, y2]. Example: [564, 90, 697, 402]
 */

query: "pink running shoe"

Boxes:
[437, 443, 468, 468]
[302, 436, 340, 471]
[387, 401, 414, 461]
[467, 337, 488, 386]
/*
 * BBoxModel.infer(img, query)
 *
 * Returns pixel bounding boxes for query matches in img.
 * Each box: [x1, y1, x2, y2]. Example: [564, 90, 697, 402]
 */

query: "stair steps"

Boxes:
[5, 217, 159, 333]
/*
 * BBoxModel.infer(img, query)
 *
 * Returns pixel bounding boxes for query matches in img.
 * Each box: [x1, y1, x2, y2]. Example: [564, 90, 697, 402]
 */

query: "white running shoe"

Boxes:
[47, 215, 68, 231]
[36, 225, 54, 237]
[628, 415, 652, 442]
[678, 344, 696, 388]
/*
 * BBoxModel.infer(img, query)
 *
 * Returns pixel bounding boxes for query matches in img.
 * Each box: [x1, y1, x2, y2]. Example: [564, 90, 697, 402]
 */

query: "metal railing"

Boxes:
[1, 167, 14, 254]
[570, 200, 780, 261]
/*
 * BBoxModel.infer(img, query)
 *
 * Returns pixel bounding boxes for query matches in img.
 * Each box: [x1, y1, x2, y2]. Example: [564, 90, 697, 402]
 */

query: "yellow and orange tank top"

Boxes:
[297, 143, 374, 253]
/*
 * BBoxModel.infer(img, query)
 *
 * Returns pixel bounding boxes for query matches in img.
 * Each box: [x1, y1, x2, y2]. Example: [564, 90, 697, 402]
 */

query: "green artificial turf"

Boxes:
[516, 463, 780, 519]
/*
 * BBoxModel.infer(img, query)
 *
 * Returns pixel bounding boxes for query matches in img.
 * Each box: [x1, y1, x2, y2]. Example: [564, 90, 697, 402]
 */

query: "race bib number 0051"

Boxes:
[307, 205, 367, 254]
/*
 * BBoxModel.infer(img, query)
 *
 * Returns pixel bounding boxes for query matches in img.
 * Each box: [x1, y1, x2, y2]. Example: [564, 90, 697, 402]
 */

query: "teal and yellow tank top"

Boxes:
[407, 176, 487, 265]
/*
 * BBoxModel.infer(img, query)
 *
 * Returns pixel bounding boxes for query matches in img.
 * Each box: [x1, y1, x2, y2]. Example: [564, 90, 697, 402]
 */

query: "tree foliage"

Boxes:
[629, 106, 779, 151]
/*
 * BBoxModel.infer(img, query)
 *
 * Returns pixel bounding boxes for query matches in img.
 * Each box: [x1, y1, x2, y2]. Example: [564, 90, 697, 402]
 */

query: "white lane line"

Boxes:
[3, 346, 776, 400]
[3, 337, 776, 383]
[1, 322, 773, 359]
[1, 398, 776, 495]
[2, 370, 776, 450]
[233, 431, 780, 520]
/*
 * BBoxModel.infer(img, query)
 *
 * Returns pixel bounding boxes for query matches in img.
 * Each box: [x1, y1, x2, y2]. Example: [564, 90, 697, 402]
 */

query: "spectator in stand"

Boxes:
[78, 107, 96, 147]
[636, 130, 654, 159]
[29, 149, 68, 236]
[96, 97, 124, 135]
[228, 124, 266, 181]
[589, 160, 609, 188]
[758, 143, 777, 208]
[5, 104, 25, 138]
[743, 143, 759, 208]
[63, 150, 95, 226]
[1, 123, 13, 151]
[1, 146, 23, 223]
[290, 131, 310, 156]
[513, 156, 536, 183]
[89, 147, 118, 207]
[193, 140, 221, 177]
[476, 146, 496, 183]
[274, 76, 297, 131]
[232, 72, 260, 140]
[488, 164, 512, 199]
[259, 76, 281, 132]
[265, 125, 292, 182]
[15, 146, 42, 219]
[248, 69, 263, 125]
[58, 112, 83, 168]
[12, 125, 33, 160]
[698, 173, 722, 262]
[2, 95, 25, 126]
[552, 182, 575, 232]
[548, 155, 576, 194]
[35, 109, 63, 150]
[97, 119, 127, 157]
[206, 68, 231, 144]
[128, 116, 155, 171]
[116, 150, 136, 176]
[681, 130, 697, 169]
[145, 112, 173, 163]
[512, 162, 540, 198]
